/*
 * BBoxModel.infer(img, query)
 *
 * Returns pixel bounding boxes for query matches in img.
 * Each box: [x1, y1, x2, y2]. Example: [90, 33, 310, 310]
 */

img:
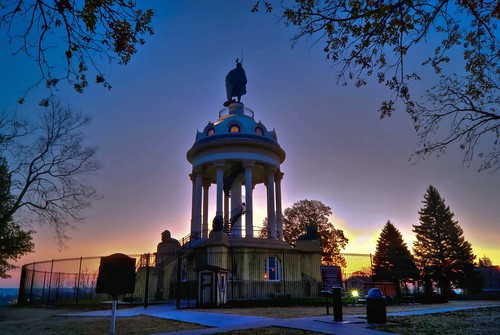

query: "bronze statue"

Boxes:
[224, 59, 247, 106]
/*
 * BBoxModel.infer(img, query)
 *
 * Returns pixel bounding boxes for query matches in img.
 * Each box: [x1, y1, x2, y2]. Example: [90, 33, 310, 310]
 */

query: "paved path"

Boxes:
[63, 301, 500, 335]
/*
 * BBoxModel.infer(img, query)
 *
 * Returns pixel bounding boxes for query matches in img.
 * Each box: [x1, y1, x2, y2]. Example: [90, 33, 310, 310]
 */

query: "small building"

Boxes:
[475, 265, 500, 292]
[344, 275, 396, 297]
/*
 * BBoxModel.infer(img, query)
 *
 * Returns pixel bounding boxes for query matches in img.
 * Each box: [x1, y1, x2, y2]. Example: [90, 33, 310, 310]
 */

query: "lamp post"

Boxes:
[351, 289, 359, 307]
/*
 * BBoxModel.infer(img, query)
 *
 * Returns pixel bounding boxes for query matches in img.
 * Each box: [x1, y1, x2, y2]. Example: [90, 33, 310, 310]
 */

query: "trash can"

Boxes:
[366, 288, 387, 323]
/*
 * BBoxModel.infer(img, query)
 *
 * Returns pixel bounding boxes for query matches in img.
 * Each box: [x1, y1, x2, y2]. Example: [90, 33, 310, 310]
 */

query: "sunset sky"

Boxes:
[1, 1, 499, 287]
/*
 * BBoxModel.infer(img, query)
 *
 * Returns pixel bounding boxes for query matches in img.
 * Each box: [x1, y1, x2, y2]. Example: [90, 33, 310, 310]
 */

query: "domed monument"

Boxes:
[187, 60, 286, 241]
[147, 62, 321, 308]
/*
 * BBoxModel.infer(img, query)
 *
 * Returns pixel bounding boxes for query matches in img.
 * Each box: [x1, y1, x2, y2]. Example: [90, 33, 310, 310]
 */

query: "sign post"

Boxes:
[321, 266, 343, 322]
[96, 253, 136, 335]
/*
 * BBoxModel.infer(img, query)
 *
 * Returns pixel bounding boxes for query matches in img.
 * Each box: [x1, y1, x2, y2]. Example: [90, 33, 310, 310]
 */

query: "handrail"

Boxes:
[218, 105, 255, 118]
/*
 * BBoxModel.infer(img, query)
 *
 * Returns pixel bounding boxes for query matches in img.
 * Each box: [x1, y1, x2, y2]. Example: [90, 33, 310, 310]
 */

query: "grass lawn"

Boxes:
[1, 302, 498, 334]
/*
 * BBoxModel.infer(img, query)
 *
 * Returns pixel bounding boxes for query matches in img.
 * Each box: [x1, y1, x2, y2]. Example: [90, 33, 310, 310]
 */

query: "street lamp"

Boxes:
[351, 289, 359, 306]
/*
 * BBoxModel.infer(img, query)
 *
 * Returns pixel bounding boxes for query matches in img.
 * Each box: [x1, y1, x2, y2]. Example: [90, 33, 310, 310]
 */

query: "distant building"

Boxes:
[344, 275, 396, 297]
[475, 265, 500, 292]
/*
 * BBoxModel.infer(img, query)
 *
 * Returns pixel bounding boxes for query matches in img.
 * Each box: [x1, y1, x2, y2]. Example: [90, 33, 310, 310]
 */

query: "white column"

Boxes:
[244, 161, 254, 238]
[189, 173, 196, 238]
[266, 166, 276, 239]
[224, 193, 229, 228]
[275, 171, 284, 240]
[194, 168, 203, 239]
[230, 175, 243, 237]
[215, 162, 224, 217]
[202, 181, 210, 238]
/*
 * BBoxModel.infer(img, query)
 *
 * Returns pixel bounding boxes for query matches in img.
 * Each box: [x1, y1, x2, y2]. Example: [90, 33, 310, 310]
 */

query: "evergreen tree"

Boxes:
[413, 185, 477, 299]
[0, 157, 34, 279]
[373, 220, 419, 297]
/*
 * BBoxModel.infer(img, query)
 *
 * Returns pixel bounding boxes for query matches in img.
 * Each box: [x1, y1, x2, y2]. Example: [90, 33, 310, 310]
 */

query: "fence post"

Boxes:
[17, 265, 27, 305]
[282, 252, 286, 297]
[144, 253, 150, 308]
[75, 256, 83, 305]
[41, 271, 47, 305]
[28, 262, 36, 304]
[176, 251, 181, 309]
[46, 259, 54, 307]
[230, 250, 234, 302]
[369, 253, 376, 288]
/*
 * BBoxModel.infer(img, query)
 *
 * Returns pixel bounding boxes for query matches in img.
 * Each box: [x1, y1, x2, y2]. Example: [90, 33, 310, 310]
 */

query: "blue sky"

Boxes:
[1, 1, 498, 287]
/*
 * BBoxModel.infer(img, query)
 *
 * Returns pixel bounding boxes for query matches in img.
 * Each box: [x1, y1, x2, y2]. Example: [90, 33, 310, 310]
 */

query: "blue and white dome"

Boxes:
[187, 103, 285, 184]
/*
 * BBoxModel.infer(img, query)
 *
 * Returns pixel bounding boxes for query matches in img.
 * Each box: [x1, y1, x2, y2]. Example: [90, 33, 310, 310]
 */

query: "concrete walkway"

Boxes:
[63, 301, 500, 335]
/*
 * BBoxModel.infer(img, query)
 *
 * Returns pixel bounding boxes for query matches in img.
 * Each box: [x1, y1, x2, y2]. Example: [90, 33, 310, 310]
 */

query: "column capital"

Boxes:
[213, 161, 225, 168]
[203, 179, 211, 188]
[275, 171, 284, 181]
[266, 165, 277, 174]
[192, 166, 203, 174]
[243, 160, 255, 169]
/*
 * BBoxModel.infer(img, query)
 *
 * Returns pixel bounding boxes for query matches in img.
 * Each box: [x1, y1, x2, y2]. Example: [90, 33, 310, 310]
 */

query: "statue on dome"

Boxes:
[224, 59, 247, 107]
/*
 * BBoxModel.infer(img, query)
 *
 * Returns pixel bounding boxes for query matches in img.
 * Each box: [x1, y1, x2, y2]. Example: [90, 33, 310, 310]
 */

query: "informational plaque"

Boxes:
[321, 265, 342, 290]
[96, 253, 136, 297]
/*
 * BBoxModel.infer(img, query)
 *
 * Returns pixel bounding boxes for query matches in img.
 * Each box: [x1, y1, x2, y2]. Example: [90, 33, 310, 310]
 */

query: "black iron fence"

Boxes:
[18, 251, 374, 308]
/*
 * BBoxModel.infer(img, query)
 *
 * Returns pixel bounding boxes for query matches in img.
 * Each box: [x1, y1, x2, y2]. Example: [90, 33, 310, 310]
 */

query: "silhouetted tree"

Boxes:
[0, 1, 154, 105]
[0, 102, 101, 248]
[260, 199, 348, 266]
[0, 157, 34, 278]
[373, 220, 418, 297]
[479, 256, 493, 267]
[413, 185, 477, 300]
[253, 1, 499, 172]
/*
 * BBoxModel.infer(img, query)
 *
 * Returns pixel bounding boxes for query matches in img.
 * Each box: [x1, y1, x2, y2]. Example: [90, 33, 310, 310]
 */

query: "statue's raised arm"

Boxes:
[224, 59, 247, 107]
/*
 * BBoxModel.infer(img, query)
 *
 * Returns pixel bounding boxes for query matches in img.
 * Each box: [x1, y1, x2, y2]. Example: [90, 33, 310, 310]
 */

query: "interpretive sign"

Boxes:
[96, 253, 136, 297]
[321, 265, 342, 290]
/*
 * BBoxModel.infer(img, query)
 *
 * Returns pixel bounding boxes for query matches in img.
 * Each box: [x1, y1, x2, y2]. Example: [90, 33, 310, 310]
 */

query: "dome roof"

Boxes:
[186, 103, 286, 169]
[195, 103, 277, 142]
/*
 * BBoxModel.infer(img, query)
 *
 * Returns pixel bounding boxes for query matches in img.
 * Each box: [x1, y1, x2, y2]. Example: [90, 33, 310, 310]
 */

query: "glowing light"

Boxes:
[351, 290, 359, 298]
[263, 273, 268, 280]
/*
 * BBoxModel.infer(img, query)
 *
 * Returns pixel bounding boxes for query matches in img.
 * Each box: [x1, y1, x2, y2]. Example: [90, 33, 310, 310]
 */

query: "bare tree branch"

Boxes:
[0, 0, 154, 105]
[0, 101, 102, 247]
[258, 0, 499, 171]
[413, 75, 499, 172]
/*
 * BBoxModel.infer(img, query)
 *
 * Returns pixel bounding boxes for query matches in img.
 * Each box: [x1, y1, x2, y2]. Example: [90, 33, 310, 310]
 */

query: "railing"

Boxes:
[218, 105, 255, 118]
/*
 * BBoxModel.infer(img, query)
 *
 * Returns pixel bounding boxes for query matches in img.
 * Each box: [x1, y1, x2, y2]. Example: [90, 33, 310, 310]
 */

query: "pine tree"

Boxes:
[413, 185, 477, 300]
[0, 157, 34, 279]
[373, 220, 419, 297]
